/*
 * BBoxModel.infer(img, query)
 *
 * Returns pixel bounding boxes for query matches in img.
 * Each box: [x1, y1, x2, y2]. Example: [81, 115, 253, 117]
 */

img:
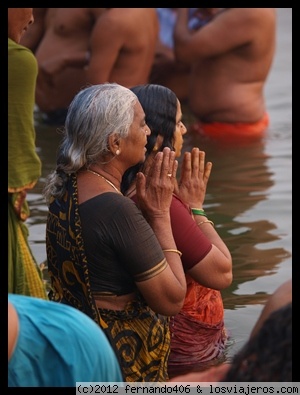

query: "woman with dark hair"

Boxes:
[122, 84, 233, 378]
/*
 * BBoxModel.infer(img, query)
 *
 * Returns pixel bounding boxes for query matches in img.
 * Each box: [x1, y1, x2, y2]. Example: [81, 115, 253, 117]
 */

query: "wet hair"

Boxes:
[121, 84, 178, 194]
[43, 83, 138, 205]
[223, 302, 292, 382]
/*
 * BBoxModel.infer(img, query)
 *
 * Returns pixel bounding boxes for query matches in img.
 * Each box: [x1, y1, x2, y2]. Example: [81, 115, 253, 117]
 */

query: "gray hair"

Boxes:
[43, 83, 138, 205]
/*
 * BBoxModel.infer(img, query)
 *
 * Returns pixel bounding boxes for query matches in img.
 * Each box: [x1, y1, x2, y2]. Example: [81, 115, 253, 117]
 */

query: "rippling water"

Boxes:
[27, 8, 292, 367]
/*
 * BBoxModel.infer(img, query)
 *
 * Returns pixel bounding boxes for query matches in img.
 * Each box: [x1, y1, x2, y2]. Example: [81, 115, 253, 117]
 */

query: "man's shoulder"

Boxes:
[101, 8, 157, 24]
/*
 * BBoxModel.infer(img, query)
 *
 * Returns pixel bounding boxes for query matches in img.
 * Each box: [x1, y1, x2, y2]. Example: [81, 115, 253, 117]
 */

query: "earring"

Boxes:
[116, 149, 120, 156]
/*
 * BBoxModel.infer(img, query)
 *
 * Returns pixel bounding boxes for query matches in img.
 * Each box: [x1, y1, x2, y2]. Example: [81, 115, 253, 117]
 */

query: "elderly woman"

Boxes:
[43, 83, 186, 382]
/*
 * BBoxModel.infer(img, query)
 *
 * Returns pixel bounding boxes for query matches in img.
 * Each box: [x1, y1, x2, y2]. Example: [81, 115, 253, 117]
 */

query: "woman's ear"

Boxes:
[108, 134, 121, 156]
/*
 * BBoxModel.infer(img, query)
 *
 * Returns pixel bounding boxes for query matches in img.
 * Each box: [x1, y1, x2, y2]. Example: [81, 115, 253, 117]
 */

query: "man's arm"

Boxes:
[174, 8, 262, 63]
[87, 10, 124, 84]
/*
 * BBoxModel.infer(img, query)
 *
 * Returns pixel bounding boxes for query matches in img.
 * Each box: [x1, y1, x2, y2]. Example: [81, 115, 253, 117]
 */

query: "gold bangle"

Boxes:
[197, 220, 215, 227]
[163, 249, 183, 257]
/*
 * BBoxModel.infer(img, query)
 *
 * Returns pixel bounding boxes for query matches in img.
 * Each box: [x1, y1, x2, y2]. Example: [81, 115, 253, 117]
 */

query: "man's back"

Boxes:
[174, 8, 276, 123]
[88, 9, 159, 87]
[25, 8, 159, 118]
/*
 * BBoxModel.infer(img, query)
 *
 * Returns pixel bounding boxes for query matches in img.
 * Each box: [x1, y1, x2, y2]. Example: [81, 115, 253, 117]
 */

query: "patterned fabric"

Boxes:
[46, 174, 170, 382]
[99, 300, 170, 382]
[46, 174, 102, 326]
[8, 196, 47, 299]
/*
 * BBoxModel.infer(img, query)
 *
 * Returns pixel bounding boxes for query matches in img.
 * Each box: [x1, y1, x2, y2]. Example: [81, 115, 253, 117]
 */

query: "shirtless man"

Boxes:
[21, 8, 159, 125]
[174, 8, 276, 140]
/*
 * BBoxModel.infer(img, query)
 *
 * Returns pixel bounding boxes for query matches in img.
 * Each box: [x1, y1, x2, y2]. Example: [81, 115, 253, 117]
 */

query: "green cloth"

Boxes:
[8, 38, 47, 299]
[8, 38, 41, 192]
[8, 196, 47, 298]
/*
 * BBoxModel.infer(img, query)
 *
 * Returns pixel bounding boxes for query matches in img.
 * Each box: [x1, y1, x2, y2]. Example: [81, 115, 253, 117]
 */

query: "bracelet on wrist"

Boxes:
[197, 220, 215, 227]
[163, 249, 183, 257]
[191, 208, 207, 217]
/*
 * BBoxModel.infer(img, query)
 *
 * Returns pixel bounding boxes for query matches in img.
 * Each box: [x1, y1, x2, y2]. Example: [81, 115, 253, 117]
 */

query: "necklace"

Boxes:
[86, 169, 122, 195]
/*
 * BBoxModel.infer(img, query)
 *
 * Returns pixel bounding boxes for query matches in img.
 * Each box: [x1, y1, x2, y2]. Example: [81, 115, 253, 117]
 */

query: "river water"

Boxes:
[26, 8, 292, 370]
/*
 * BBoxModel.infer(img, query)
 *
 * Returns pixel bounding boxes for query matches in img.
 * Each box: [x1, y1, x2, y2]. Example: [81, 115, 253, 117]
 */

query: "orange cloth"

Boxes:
[181, 280, 224, 323]
[191, 112, 269, 141]
[168, 280, 227, 367]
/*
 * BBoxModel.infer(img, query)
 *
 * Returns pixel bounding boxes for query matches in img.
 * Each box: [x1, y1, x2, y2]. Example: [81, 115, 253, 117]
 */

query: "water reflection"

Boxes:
[180, 118, 291, 312]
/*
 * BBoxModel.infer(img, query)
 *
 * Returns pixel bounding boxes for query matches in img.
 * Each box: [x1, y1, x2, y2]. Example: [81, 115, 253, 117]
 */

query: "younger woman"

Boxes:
[122, 84, 232, 378]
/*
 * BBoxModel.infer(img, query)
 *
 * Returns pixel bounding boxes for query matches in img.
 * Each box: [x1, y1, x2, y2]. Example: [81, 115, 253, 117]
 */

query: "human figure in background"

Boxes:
[8, 293, 123, 386]
[43, 83, 187, 382]
[224, 301, 292, 382]
[20, 8, 159, 126]
[149, 8, 207, 102]
[170, 279, 292, 382]
[8, 8, 48, 299]
[121, 84, 232, 378]
[250, 278, 292, 338]
[174, 8, 276, 141]
[19, 8, 47, 53]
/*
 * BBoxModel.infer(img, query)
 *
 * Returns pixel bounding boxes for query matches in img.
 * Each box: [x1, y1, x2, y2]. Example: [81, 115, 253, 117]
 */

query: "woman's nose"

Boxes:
[181, 122, 187, 135]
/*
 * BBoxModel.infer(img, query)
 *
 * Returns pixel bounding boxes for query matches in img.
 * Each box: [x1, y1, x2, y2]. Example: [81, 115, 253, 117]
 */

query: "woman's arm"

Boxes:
[135, 147, 187, 315]
[174, 148, 232, 289]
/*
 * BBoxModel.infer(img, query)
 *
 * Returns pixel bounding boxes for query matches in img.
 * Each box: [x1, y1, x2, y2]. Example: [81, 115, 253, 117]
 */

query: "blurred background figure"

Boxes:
[249, 278, 292, 338]
[8, 8, 48, 299]
[174, 8, 276, 141]
[223, 304, 292, 381]
[8, 293, 123, 386]
[149, 8, 208, 103]
[20, 8, 159, 127]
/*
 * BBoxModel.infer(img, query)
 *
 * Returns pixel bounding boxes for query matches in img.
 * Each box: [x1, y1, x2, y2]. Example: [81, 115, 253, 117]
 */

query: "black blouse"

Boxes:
[79, 193, 166, 295]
